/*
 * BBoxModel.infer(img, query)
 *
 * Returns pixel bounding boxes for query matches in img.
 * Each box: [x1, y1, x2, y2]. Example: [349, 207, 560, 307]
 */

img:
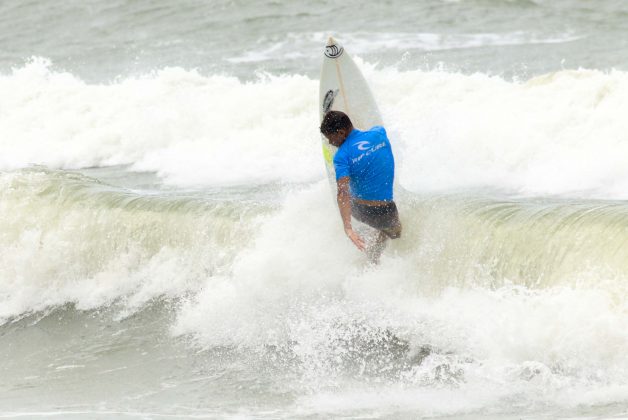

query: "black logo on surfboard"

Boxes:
[324, 44, 344, 59]
[323, 89, 339, 113]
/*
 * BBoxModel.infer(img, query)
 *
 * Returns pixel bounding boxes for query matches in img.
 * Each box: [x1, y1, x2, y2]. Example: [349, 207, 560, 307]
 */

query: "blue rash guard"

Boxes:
[333, 126, 395, 201]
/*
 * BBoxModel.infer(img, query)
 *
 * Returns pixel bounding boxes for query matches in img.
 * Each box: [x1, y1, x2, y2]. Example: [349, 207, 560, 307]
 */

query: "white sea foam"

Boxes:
[172, 183, 628, 415]
[3, 62, 628, 415]
[370, 66, 628, 198]
[2, 168, 628, 415]
[3, 59, 628, 198]
[0, 58, 321, 186]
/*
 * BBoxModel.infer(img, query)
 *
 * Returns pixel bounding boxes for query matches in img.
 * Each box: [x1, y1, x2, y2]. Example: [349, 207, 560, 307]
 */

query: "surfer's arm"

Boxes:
[337, 176, 365, 251]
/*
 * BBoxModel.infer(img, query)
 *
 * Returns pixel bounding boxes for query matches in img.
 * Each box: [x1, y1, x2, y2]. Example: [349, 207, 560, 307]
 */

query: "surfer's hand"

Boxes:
[345, 228, 366, 251]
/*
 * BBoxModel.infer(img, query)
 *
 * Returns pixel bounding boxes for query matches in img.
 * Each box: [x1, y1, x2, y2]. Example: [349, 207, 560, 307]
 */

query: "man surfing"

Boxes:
[320, 110, 402, 263]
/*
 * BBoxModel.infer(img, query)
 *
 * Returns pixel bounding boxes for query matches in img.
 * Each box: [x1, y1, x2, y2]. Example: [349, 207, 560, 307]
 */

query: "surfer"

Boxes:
[320, 110, 401, 263]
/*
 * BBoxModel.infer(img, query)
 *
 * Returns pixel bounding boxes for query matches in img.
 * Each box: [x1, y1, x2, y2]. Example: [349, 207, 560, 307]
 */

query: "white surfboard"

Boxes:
[319, 37, 383, 186]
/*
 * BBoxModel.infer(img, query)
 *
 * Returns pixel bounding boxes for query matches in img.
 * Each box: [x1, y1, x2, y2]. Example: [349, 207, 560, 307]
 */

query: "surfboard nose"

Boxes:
[324, 37, 344, 58]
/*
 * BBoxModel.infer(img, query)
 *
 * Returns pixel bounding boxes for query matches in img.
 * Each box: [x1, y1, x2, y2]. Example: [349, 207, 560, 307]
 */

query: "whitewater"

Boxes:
[2, 59, 628, 418]
[3, 0, 628, 418]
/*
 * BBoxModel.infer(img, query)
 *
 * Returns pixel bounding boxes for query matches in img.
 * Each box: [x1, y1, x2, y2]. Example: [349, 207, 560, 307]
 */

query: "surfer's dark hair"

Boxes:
[320, 111, 353, 135]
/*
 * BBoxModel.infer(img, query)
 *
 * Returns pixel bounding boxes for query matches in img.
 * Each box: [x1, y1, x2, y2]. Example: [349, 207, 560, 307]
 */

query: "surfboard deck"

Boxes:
[319, 37, 384, 187]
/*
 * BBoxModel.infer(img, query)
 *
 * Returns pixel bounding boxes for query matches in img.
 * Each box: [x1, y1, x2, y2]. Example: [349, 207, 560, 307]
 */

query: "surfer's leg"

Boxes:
[366, 230, 389, 264]
[354, 201, 402, 264]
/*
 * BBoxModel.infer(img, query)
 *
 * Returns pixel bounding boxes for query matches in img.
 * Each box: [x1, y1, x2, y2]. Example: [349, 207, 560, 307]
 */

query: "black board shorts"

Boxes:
[351, 200, 402, 239]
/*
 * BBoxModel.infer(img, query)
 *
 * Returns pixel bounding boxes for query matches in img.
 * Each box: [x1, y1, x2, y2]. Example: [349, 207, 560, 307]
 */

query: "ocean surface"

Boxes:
[2, 0, 628, 418]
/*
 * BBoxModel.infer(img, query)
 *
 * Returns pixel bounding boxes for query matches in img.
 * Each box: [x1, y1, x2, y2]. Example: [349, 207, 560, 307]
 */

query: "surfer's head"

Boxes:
[320, 111, 353, 147]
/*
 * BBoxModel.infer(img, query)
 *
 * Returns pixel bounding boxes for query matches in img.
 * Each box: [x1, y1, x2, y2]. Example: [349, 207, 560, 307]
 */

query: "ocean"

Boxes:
[1, 0, 628, 418]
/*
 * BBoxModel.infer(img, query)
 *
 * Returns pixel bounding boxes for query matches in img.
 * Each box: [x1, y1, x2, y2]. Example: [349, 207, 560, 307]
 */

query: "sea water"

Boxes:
[1, 1, 628, 418]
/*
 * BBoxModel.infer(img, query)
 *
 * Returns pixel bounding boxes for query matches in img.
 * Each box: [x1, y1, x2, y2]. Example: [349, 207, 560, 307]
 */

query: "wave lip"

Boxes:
[0, 168, 265, 324]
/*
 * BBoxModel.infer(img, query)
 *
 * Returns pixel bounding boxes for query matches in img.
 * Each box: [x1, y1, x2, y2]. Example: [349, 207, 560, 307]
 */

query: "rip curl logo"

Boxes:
[325, 44, 344, 59]
[355, 141, 371, 151]
[351, 142, 387, 164]
[322, 89, 338, 113]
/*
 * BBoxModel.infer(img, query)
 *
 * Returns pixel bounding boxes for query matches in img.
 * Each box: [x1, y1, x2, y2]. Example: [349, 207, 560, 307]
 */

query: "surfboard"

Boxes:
[319, 37, 383, 187]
